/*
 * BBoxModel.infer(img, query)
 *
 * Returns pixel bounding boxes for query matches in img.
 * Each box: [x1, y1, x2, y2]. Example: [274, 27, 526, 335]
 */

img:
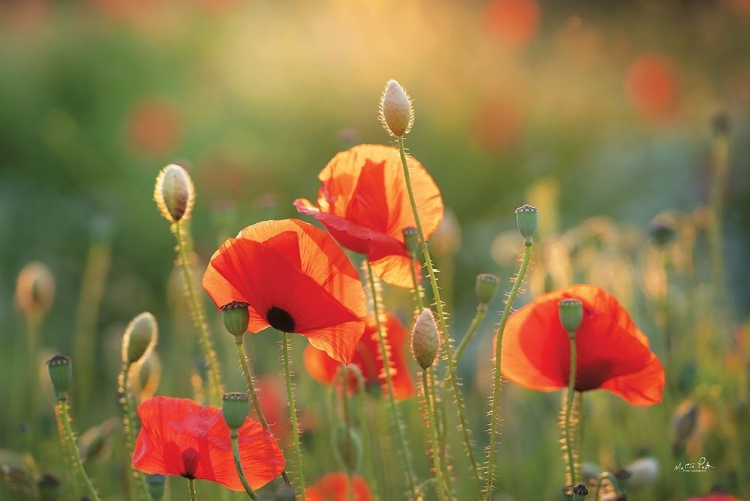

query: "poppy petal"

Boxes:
[600, 352, 665, 406]
[306, 472, 373, 501]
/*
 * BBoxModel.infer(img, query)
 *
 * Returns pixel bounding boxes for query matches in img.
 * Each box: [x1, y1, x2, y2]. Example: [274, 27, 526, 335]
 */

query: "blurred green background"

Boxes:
[2, 0, 750, 499]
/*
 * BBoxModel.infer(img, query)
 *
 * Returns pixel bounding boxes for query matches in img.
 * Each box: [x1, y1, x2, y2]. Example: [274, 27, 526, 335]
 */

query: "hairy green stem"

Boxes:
[423, 370, 447, 500]
[234, 336, 292, 486]
[564, 336, 578, 487]
[57, 400, 101, 501]
[409, 254, 424, 310]
[397, 135, 481, 495]
[485, 242, 532, 498]
[174, 220, 223, 405]
[281, 332, 306, 500]
[119, 362, 149, 500]
[365, 261, 417, 497]
[188, 478, 197, 501]
[593, 472, 619, 500]
[231, 431, 258, 499]
[453, 305, 487, 366]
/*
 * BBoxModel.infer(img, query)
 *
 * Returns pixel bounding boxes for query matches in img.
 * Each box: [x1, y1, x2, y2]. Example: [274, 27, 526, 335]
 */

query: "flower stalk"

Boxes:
[281, 331, 306, 501]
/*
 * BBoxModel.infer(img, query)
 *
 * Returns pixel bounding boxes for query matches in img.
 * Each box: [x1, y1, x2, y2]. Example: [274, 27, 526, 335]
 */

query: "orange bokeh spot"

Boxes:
[472, 98, 523, 151]
[485, 0, 540, 49]
[625, 54, 681, 121]
[127, 99, 181, 157]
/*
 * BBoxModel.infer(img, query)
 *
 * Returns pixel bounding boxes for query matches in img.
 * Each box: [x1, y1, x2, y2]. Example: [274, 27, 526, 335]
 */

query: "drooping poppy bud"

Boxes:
[153, 164, 195, 223]
[122, 312, 158, 365]
[475, 273, 500, 306]
[515, 204, 538, 240]
[47, 354, 73, 400]
[379, 79, 414, 137]
[412, 309, 440, 370]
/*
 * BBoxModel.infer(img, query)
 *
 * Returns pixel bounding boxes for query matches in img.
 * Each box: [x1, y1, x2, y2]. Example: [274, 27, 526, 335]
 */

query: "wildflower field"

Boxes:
[2, 1, 750, 500]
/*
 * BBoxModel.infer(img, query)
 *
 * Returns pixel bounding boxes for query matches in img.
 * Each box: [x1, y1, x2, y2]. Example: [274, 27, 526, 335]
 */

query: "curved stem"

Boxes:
[564, 336, 578, 487]
[188, 478, 197, 501]
[338, 364, 356, 501]
[423, 369, 446, 501]
[58, 400, 101, 501]
[486, 241, 532, 499]
[119, 363, 150, 500]
[281, 332, 306, 501]
[231, 431, 258, 499]
[397, 135, 481, 495]
[366, 261, 417, 498]
[234, 336, 292, 486]
[453, 305, 487, 366]
[174, 221, 223, 406]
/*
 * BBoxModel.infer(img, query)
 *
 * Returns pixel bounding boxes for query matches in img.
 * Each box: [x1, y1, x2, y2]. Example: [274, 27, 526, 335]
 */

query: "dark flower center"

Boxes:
[267, 306, 296, 332]
[180, 447, 199, 479]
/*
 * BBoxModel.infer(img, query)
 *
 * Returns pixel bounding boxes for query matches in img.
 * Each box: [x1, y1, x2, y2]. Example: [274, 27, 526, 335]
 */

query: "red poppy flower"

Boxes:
[202, 219, 366, 364]
[126, 98, 181, 156]
[305, 472, 373, 501]
[687, 495, 742, 501]
[485, 0, 540, 49]
[293, 144, 444, 289]
[625, 54, 681, 122]
[498, 285, 664, 406]
[132, 396, 284, 490]
[303, 313, 415, 400]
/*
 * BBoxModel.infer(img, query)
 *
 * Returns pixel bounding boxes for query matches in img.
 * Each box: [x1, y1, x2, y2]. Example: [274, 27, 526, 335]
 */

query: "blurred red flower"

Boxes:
[304, 313, 415, 400]
[126, 99, 181, 157]
[687, 495, 742, 501]
[472, 97, 524, 151]
[498, 285, 664, 406]
[306, 472, 373, 501]
[202, 219, 366, 363]
[132, 396, 284, 490]
[294, 144, 443, 289]
[625, 54, 681, 121]
[485, 0, 540, 49]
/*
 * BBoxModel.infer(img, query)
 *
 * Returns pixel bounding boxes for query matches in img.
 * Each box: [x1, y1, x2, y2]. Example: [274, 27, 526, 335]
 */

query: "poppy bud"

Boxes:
[613, 468, 631, 490]
[16, 262, 55, 320]
[378, 79, 414, 137]
[412, 309, 440, 370]
[402, 227, 419, 256]
[38, 474, 61, 501]
[670, 400, 698, 454]
[154, 164, 195, 223]
[122, 312, 158, 365]
[275, 482, 296, 501]
[47, 354, 73, 400]
[221, 301, 250, 337]
[573, 483, 588, 499]
[624, 457, 659, 489]
[222, 392, 250, 431]
[648, 213, 676, 247]
[515, 204, 538, 241]
[332, 422, 362, 474]
[475, 273, 499, 306]
[558, 299, 583, 335]
[146, 474, 166, 500]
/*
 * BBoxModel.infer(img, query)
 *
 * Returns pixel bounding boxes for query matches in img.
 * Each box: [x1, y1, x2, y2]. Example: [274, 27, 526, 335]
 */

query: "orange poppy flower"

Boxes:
[303, 313, 415, 400]
[485, 0, 540, 49]
[132, 396, 284, 490]
[305, 472, 373, 501]
[293, 144, 444, 289]
[499, 285, 664, 406]
[687, 495, 742, 501]
[625, 53, 681, 122]
[202, 219, 366, 363]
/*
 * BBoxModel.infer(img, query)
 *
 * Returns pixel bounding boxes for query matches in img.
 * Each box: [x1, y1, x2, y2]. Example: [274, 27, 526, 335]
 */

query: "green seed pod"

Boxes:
[222, 392, 250, 431]
[47, 354, 73, 400]
[154, 164, 195, 223]
[146, 474, 166, 500]
[558, 299, 583, 336]
[515, 204, 538, 240]
[402, 227, 419, 257]
[379, 79, 414, 137]
[475, 273, 499, 306]
[411, 309, 440, 370]
[122, 312, 158, 365]
[331, 422, 363, 474]
[221, 301, 250, 337]
[573, 483, 588, 499]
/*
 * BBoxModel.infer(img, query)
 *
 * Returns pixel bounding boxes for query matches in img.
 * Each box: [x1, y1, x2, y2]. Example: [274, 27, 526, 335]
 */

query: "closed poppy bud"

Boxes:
[16, 262, 55, 319]
[671, 400, 698, 454]
[47, 354, 73, 400]
[515, 204, 538, 240]
[154, 164, 195, 223]
[222, 392, 250, 431]
[332, 422, 362, 474]
[379, 79, 414, 137]
[402, 227, 419, 256]
[123, 312, 158, 365]
[573, 483, 588, 499]
[221, 301, 250, 337]
[558, 299, 583, 335]
[476, 273, 499, 305]
[146, 474, 166, 500]
[275, 483, 296, 501]
[38, 474, 61, 501]
[412, 309, 440, 370]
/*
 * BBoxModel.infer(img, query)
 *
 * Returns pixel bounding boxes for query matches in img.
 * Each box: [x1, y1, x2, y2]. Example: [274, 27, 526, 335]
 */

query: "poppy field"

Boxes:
[2, 2, 750, 501]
